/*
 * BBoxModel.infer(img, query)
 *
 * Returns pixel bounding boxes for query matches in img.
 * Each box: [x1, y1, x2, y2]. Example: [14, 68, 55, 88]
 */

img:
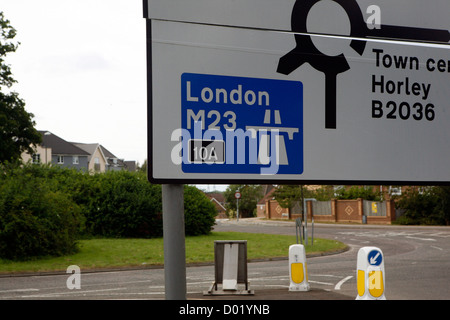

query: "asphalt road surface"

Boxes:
[0, 219, 449, 300]
[214, 219, 450, 300]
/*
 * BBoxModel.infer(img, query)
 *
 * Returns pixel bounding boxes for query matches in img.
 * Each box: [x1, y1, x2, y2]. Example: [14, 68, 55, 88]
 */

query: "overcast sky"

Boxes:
[2, 0, 147, 165]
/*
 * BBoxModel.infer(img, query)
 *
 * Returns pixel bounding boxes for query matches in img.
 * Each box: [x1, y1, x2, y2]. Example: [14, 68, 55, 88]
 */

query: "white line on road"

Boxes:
[0, 288, 39, 293]
[20, 287, 123, 298]
[334, 276, 353, 290]
[406, 236, 436, 241]
[311, 274, 342, 278]
[308, 280, 333, 286]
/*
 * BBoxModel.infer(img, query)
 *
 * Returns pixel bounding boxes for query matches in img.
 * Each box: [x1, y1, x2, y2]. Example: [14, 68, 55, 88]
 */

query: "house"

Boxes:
[71, 143, 105, 172]
[256, 185, 277, 218]
[22, 131, 89, 170]
[205, 192, 227, 219]
[73, 143, 135, 172]
[22, 131, 135, 172]
[99, 145, 129, 171]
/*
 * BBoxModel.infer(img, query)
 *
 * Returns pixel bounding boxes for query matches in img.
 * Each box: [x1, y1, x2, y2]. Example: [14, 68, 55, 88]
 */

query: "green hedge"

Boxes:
[81, 171, 163, 238]
[184, 185, 217, 236]
[0, 163, 217, 260]
[0, 164, 84, 260]
[395, 187, 450, 225]
[335, 186, 381, 201]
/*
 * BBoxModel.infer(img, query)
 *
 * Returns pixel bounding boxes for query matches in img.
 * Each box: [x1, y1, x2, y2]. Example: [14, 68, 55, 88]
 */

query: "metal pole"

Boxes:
[236, 198, 239, 222]
[304, 203, 308, 246]
[162, 184, 186, 300]
[296, 218, 302, 245]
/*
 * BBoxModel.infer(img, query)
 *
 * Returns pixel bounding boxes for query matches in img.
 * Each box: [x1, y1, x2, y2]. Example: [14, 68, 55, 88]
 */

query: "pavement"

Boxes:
[187, 288, 353, 300]
[183, 218, 354, 301]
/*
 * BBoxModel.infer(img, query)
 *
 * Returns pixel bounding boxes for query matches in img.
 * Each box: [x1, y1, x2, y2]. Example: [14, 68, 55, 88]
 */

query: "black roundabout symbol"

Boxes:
[277, 0, 450, 129]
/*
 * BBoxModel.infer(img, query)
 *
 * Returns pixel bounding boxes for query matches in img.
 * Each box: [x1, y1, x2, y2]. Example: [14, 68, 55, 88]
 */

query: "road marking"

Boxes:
[259, 284, 289, 288]
[0, 288, 39, 293]
[431, 232, 450, 238]
[249, 275, 289, 281]
[334, 276, 353, 290]
[406, 236, 436, 241]
[430, 246, 443, 251]
[312, 274, 342, 278]
[20, 287, 123, 298]
[308, 280, 333, 286]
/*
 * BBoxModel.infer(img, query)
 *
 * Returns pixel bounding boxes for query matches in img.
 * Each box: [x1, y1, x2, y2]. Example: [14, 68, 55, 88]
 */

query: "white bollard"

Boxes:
[289, 244, 310, 291]
[356, 246, 386, 300]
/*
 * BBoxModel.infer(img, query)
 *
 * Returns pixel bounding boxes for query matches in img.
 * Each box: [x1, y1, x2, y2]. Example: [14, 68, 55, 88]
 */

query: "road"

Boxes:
[214, 219, 450, 300]
[0, 219, 449, 300]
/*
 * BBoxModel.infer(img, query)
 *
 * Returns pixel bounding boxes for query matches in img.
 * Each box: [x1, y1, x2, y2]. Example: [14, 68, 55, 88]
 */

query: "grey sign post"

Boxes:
[162, 184, 186, 300]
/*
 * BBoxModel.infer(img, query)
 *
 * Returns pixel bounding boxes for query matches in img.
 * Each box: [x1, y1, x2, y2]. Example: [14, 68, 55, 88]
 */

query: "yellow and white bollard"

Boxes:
[356, 246, 386, 300]
[289, 244, 310, 291]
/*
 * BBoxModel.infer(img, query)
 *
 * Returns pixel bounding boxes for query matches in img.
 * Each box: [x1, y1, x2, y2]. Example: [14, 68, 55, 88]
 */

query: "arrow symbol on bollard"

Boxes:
[369, 252, 380, 265]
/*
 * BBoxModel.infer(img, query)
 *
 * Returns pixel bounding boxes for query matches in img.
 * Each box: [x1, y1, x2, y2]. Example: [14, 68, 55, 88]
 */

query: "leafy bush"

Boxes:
[0, 164, 218, 260]
[0, 164, 84, 260]
[224, 185, 263, 218]
[81, 170, 163, 238]
[395, 187, 447, 225]
[82, 176, 217, 237]
[184, 185, 217, 236]
[335, 186, 381, 201]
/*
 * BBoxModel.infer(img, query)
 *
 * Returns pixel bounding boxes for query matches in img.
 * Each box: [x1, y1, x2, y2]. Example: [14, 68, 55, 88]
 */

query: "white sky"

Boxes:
[2, 0, 147, 165]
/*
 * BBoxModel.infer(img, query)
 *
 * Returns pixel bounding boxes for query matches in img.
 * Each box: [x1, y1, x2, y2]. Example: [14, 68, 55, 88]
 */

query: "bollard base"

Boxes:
[289, 283, 310, 292]
[203, 282, 254, 296]
[356, 294, 386, 300]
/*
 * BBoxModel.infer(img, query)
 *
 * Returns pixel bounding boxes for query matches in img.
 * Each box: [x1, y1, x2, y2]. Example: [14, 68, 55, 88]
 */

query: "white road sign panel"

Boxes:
[144, 0, 450, 184]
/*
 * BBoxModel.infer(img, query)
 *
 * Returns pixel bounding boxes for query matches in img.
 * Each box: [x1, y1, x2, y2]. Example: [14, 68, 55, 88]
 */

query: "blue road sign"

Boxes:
[368, 249, 383, 266]
[181, 73, 303, 175]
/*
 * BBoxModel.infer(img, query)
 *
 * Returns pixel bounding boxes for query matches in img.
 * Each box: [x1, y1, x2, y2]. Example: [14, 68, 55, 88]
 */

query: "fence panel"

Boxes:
[363, 200, 386, 217]
[312, 201, 332, 216]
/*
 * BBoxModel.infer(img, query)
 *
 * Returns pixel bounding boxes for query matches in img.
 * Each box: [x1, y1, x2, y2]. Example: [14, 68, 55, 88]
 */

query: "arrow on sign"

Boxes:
[369, 252, 381, 265]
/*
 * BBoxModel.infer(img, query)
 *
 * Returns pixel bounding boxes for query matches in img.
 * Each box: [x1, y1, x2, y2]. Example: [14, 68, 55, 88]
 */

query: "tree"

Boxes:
[224, 185, 263, 218]
[434, 186, 450, 225]
[274, 185, 308, 209]
[0, 11, 41, 163]
[137, 159, 148, 173]
[334, 185, 381, 201]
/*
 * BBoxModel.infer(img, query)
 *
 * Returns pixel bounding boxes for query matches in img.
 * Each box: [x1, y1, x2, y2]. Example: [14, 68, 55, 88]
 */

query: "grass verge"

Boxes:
[0, 232, 347, 274]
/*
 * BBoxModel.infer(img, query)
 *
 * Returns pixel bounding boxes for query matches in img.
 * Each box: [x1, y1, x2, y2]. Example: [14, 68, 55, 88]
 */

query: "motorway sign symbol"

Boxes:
[181, 73, 303, 175]
[368, 249, 383, 266]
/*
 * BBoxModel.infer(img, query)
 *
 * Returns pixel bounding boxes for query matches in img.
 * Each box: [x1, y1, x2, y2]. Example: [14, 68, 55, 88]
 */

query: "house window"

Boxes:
[389, 186, 402, 196]
[94, 157, 100, 172]
[57, 156, 64, 164]
[73, 156, 79, 165]
[32, 154, 41, 164]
